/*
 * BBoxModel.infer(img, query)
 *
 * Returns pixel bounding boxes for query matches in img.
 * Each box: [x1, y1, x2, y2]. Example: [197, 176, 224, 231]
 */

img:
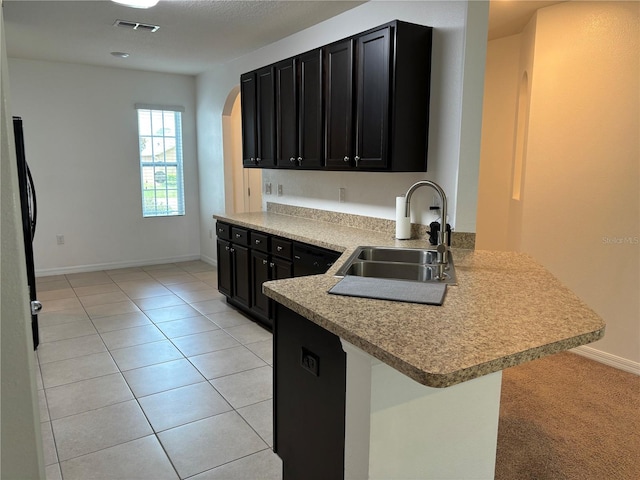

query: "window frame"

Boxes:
[135, 104, 186, 218]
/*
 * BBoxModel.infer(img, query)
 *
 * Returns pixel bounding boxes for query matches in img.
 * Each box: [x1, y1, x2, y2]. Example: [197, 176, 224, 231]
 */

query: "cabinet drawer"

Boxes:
[216, 222, 231, 240]
[231, 227, 250, 246]
[271, 237, 292, 259]
[251, 232, 270, 253]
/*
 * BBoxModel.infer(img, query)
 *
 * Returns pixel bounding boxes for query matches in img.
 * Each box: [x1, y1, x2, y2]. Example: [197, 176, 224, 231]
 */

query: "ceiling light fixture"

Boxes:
[111, 52, 130, 58]
[111, 0, 159, 9]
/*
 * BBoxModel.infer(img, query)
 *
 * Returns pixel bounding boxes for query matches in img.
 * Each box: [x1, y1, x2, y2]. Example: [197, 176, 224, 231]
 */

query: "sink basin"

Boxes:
[341, 261, 454, 283]
[356, 247, 439, 264]
[335, 246, 457, 285]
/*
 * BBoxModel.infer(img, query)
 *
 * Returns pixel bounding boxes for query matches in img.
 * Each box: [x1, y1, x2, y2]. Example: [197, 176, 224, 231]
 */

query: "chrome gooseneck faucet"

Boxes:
[405, 180, 449, 268]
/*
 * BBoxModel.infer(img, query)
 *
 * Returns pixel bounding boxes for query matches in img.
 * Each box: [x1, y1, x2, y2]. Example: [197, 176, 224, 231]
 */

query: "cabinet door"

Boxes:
[272, 257, 293, 281]
[274, 305, 346, 480]
[324, 39, 354, 169]
[354, 26, 391, 169]
[256, 66, 276, 168]
[216, 239, 232, 297]
[275, 59, 298, 168]
[232, 244, 251, 308]
[298, 49, 323, 169]
[240, 72, 257, 166]
[251, 250, 271, 321]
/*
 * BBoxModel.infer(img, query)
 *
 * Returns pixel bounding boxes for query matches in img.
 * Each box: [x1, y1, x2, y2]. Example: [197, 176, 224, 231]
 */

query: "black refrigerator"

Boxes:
[13, 116, 40, 349]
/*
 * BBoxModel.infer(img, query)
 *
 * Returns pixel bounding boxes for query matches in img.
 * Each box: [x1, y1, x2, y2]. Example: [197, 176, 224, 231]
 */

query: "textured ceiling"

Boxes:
[3, 0, 565, 76]
[488, 0, 565, 41]
[3, 0, 365, 75]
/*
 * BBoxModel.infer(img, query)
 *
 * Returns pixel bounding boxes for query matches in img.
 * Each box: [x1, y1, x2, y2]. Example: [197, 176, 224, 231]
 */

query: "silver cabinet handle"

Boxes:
[31, 300, 42, 315]
[354, 155, 360, 167]
[269, 262, 275, 268]
[343, 156, 350, 162]
[235, 233, 241, 238]
[250, 157, 255, 163]
[225, 246, 230, 251]
[230, 247, 235, 253]
[297, 157, 302, 162]
[262, 259, 268, 265]
[256, 157, 261, 164]
[255, 239, 261, 245]
[290, 157, 296, 163]
[276, 245, 283, 251]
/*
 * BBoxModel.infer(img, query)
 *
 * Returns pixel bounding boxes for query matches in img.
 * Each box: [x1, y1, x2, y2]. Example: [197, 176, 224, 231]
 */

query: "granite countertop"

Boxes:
[214, 210, 605, 388]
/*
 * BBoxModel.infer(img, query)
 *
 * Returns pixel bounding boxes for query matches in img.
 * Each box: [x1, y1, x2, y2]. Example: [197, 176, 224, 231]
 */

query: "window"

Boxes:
[136, 104, 185, 217]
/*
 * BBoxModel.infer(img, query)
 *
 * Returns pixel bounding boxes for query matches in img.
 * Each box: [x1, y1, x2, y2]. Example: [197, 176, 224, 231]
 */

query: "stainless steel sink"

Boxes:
[355, 247, 439, 264]
[341, 261, 452, 282]
[335, 246, 457, 285]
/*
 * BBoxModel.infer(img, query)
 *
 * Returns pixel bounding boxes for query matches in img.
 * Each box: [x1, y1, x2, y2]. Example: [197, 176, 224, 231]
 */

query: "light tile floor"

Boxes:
[34, 261, 282, 480]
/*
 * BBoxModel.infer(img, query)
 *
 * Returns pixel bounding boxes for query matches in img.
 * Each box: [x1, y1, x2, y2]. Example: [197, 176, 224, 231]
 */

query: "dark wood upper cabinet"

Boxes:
[275, 59, 297, 168]
[354, 27, 391, 169]
[276, 49, 324, 169]
[324, 39, 354, 169]
[325, 27, 391, 170]
[297, 50, 324, 168]
[242, 20, 432, 172]
[241, 67, 276, 168]
[240, 73, 257, 166]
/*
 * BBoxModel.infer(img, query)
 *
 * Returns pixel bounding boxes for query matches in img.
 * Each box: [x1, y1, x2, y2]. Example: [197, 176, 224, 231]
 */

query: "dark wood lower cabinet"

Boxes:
[250, 250, 271, 321]
[251, 251, 293, 329]
[231, 244, 251, 308]
[216, 239, 232, 297]
[272, 256, 293, 282]
[274, 305, 346, 480]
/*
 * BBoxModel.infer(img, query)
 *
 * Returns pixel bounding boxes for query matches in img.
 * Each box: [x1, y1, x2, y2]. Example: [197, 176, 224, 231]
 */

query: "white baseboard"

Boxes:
[200, 254, 217, 267]
[35, 254, 203, 277]
[571, 345, 640, 376]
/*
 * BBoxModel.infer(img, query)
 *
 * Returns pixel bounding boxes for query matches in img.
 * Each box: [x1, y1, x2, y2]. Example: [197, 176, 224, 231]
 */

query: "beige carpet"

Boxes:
[495, 351, 640, 480]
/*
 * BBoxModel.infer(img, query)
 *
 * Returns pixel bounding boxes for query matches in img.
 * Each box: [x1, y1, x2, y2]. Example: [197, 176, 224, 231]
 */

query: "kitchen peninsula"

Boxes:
[214, 204, 605, 479]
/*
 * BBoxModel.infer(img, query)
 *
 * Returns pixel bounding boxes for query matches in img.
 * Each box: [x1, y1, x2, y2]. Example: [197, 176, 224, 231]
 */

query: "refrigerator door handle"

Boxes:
[26, 163, 37, 239]
[30, 300, 42, 315]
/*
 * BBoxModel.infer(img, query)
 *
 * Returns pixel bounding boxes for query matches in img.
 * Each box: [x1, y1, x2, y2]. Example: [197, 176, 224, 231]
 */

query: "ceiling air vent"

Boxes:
[113, 19, 160, 33]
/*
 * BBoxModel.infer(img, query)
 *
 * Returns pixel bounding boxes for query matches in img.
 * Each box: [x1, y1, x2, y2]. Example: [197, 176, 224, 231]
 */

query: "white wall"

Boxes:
[476, 34, 520, 251]
[1, 5, 45, 476]
[477, 1, 639, 368]
[523, 1, 639, 366]
[8, 59, 201, 275]
[197, 1, 490, 262]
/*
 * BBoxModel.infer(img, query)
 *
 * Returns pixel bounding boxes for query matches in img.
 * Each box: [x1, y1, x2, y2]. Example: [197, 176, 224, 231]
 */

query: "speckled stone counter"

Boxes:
[214, 210, 605, 388]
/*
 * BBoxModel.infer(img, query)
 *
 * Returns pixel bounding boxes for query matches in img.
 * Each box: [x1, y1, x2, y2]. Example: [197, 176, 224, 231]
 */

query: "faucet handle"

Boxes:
[428, 222, 440, 245]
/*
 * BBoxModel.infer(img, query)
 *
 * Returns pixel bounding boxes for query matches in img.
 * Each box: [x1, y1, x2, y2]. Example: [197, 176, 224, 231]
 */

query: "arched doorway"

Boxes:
[221, 88, 262, 213]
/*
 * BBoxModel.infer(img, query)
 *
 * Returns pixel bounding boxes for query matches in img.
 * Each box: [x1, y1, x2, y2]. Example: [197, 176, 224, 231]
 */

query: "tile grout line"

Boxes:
[45, 265, 189, 477]
[38, 262, 276, 479]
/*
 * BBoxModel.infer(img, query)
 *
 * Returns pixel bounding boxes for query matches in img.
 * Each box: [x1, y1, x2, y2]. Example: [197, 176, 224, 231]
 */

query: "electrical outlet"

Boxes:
[56, 234, 64, 245]
[300, 347, 319, 376]
[339, 188, 346, 203]
[265, 182, 272, 195]
[277, 184, 283, 196]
